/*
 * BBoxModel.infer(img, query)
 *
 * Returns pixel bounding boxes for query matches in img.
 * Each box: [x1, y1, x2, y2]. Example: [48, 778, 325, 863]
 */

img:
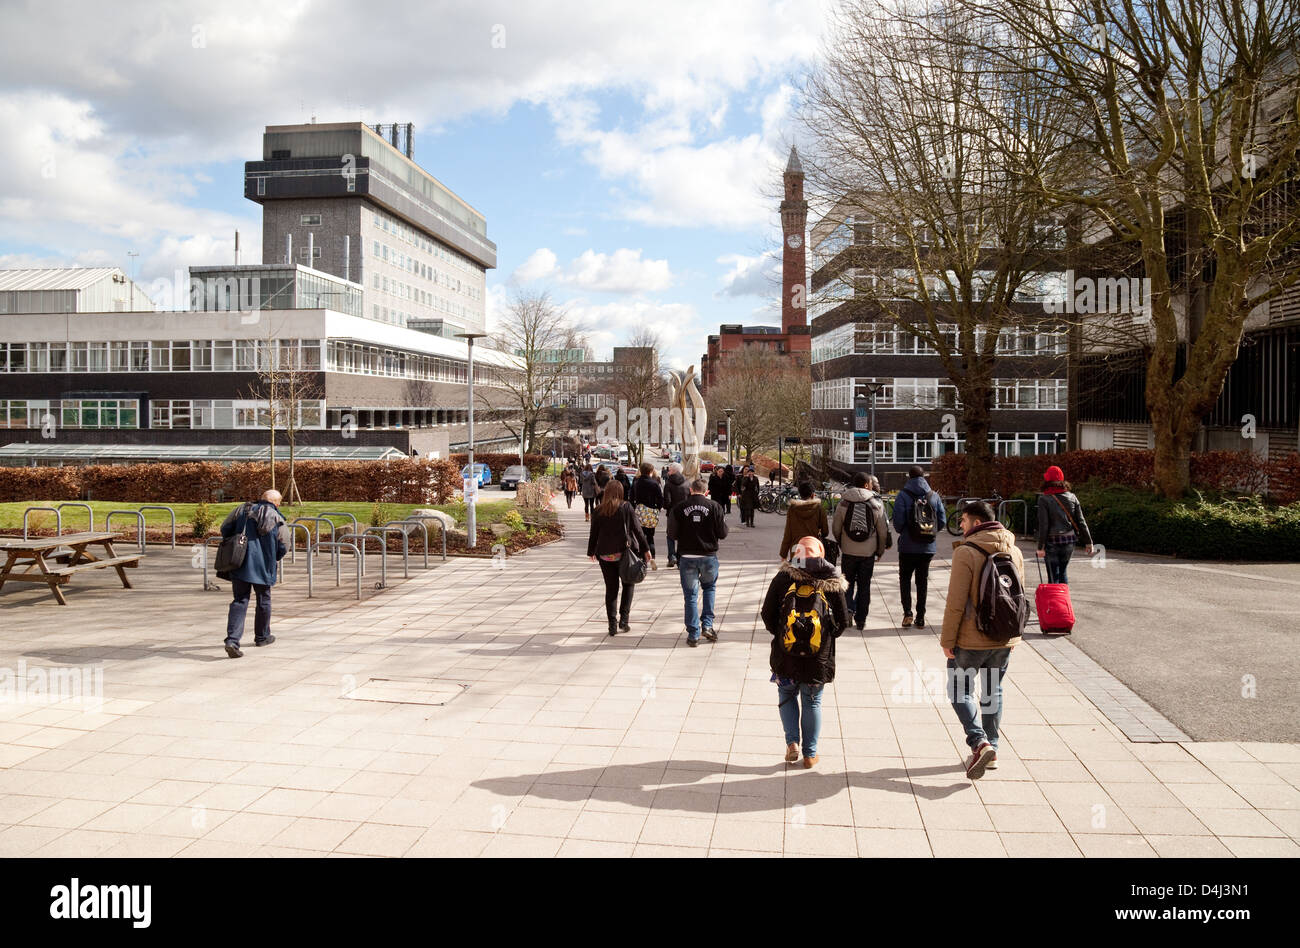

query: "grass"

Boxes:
[0, 498, 521, 536]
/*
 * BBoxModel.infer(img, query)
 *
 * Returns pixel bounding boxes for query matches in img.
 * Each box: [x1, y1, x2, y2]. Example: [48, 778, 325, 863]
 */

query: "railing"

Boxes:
[201, 535, 224, 591]
[386, 518, 445, 567]
[316, 540, 362, 600]
[366, 526, 410, 580]
[137, 505, 176, 548]
[338, 531, 389, 589]
[56, 502, 93, 534]
[283, 522, 313, 598]
[292, 517, 337, 563]
[997, 499, 1029, 536]
[104, 510, 146, 554]
[23, 507, 62, 540]
[318, 511, 360, 543]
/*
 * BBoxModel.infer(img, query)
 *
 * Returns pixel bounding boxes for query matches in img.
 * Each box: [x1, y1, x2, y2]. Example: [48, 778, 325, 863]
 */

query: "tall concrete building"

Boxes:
[245, 122, 495, 338]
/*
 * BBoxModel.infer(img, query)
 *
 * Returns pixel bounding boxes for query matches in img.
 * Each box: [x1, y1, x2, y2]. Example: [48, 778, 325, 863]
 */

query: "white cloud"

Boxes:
[717, 250, 780, 298]
[512, 247, 672, 294]
[512, 248, 558, 283]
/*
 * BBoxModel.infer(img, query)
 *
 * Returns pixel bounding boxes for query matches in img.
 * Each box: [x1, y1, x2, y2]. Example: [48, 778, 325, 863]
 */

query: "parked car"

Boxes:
[699, 460, 715, 473]
[500, 465, 529, 491]
[460, 463, 492, 487]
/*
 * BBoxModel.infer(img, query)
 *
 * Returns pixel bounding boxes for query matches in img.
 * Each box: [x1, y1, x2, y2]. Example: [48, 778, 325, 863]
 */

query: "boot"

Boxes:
[618, 610, 631, 633]
[608, 615, 618, 636]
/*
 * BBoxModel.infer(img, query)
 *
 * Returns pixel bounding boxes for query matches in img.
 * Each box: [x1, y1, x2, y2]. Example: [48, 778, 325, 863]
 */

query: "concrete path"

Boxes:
[0, 495, 1295, 857]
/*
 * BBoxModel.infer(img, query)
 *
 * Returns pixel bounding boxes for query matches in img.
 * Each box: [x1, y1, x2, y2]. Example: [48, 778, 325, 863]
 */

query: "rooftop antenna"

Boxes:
[126, 250, 138, 281]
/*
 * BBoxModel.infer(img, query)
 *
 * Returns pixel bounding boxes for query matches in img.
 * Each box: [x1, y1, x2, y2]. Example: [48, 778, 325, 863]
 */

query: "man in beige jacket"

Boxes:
[941, 501, 1025, 779]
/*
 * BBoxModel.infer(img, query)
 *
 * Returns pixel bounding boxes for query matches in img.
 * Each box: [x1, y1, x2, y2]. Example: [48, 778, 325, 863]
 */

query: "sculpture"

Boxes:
[668, 366, 708, 480]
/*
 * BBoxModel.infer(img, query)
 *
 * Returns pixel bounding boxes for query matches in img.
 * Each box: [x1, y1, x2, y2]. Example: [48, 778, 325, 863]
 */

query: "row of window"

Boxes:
[812, 428, 1066, 465]
[813, 376, 1067, 411]
[0, 399, 139, 430]
[372, 210, 478, 275]
[809, 269, 1067, 320]
[811, 217, 1065, 270]
[812, 321, 1068, 363]
[324, 342, 505, 386]
[151, 399, 325, 430]
[0, 340, 322, 374]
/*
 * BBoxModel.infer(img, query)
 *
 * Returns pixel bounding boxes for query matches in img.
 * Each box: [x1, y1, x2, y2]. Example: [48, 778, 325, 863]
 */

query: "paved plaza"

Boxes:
[0, 497, 1298, 858]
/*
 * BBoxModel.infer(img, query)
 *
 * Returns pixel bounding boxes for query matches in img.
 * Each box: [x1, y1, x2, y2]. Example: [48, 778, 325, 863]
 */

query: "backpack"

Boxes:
[906, 486, 937, 542]
[843, 498, 876, 544]
[779, 581, 831, 658]
[970, 546, 1029, 642]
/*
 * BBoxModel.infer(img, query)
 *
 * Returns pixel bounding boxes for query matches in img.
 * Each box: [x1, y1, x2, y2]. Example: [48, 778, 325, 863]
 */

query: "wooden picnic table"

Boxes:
[0, 532, 142, 605]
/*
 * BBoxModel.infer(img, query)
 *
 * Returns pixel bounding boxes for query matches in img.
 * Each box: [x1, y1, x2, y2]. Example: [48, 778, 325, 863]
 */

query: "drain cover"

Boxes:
[343, 677, 469, 706]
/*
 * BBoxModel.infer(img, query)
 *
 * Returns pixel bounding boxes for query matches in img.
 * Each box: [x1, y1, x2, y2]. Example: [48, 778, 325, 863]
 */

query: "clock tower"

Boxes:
[780, 146, 808, 333]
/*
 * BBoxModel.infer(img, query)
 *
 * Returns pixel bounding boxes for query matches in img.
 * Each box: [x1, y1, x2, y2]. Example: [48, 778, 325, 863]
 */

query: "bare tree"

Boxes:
[961, 0, 1300, 496]
[705, 345, 811, 463]
[244, 333, 324, 506]
[611, 328, 666, 465]
[800, 0, 1077, 494]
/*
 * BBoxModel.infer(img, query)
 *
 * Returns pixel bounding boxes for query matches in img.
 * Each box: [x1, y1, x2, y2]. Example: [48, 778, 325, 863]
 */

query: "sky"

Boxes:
[0, 0, 837, 370]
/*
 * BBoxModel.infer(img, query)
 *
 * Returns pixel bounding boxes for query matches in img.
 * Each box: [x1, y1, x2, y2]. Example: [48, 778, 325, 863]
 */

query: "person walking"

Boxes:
[587, 480, 649, 636]
[760, 536, 849, 768]
[707, 466, 728, 512]
[891, 464, 946, 630]
[579, 463, 598, 521]
[561, 466, 579, 509]
[1036, 465, 1094, 584]
[941, 501, 1027, 779]
[631, 461, 665, 571]
[738, 466, 761, 527]
[720, 465, 735, 515]
[831, 472, 889, 629]
[594, 464, 611, 504]
[779, 480, 829, 561]
[614, 465, 632, 497]
[220, 489, 288, 659]
[666, 478, 729, 646]
[663, 462, 690, 567]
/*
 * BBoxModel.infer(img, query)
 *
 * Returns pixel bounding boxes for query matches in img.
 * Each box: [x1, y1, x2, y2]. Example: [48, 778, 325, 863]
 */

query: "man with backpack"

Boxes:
[831, 472, 890, 629]
[760, 536, 849, 769]
[891, 465, 945, 629]
[218, 489, 288, 659]
[941, 501, 1028, 780]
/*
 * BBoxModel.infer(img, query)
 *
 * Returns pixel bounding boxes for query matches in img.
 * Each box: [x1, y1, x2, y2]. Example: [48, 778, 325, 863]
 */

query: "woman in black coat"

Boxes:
[630, 461, 665, 570]
[594, 464, 611, 502]
[708, 469, 728, 510]
[587, 480, 649, 636]
[738, 467, 761, 527]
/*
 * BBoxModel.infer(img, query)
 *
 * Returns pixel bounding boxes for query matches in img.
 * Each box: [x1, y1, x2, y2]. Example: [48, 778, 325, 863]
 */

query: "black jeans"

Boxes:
[564, 490, 575, 508]
[227, 578, 271, 646]
[583, 496, 596, 514]
[898, 552, 933, 619]
[597, 558, 634, 623]
[642, 526, 656, 558]
[840, 553, 876, 622]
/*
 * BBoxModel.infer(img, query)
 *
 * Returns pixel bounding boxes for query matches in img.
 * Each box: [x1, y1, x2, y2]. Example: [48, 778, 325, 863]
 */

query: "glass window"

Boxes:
[214, 340, 234, 371]
[69, 342, 88, 372]
[193, 341, 213, 370]
[49, 343, 67, 372]
[171, 342, 191, 371]
[131, 341, 149, 370]
[151, 342, 170, 371]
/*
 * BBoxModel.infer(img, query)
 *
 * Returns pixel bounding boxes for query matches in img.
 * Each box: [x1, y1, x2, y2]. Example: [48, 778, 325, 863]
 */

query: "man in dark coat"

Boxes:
[220, 490, 288, 658]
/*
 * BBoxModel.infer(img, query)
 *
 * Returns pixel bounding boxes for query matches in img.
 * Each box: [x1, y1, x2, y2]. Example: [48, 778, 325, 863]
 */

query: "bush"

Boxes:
[191, 501, 215, 538]
[369, 501, 394, 527]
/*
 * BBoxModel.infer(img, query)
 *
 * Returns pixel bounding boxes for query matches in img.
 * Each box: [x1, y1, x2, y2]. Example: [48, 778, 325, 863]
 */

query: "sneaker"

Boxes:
[702, 628, 717, 643]
[986, 751, 999, 770]
[785, 743, 800, 763]
[254, 634, 276, 647]
[802, 755, 818, 769]
[687, 636, 699, 648]
[650, 558, 658, 571]
[901, 615, 914, 628]
[224, 642, 243, 659]
[965, 741, 995, 780]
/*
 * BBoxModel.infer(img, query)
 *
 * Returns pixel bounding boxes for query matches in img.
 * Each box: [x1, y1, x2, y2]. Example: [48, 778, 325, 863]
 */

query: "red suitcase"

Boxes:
[1034, 558, 1075, 635]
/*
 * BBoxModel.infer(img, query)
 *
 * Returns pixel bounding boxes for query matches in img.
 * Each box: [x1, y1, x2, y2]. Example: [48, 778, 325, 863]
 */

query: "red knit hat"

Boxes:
[1044, 465, 1064, 482]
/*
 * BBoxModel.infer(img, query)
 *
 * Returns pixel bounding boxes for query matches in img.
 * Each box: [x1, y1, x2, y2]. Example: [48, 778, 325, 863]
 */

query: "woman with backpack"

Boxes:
[587, 480, 650, 636]
[831, 472, 890, 629]
[1036, 465, 1094, 584]
[736, 466, 760, 527]
[579, 463, 598, 521]
[561, 466, 579, 509]
[630, 461, 664, 571]
[760, 536, 849, 768]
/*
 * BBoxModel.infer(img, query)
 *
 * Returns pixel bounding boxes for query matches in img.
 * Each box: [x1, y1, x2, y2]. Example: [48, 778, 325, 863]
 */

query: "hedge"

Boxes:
[449, 452, 549, 480]
[931, 449, 1300, 504]
[0, 459, 461, 505]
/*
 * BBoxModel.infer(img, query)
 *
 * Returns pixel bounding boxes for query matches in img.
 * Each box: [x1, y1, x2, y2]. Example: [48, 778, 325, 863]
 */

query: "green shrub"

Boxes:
[1067, 485, 1300, 560]
[369, 501, 394, 527]
[192, 501, 215, 537]
[504, 510, 526, 532]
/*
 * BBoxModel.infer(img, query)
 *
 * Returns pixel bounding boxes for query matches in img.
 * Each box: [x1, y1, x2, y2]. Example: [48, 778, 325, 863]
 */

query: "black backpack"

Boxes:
[779, 581, 831, 657]
[843, 498, 876, 543]
[906, 487, 937, 542]
[970, 546, 1029, 641]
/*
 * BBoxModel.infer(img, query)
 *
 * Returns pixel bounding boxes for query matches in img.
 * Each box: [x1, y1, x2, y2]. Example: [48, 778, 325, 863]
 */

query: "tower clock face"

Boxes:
[787, 233, 804, 250]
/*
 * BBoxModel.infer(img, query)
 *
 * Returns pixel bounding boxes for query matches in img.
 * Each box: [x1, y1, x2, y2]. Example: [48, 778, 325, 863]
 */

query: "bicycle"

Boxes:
[945, 491, 1004, 535]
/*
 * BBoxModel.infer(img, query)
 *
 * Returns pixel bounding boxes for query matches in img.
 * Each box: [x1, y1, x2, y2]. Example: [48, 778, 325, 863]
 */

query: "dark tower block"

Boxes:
[780, 146, 809, 333]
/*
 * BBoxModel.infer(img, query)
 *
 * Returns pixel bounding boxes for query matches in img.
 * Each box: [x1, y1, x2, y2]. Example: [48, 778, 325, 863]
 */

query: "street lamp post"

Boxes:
[859, 382, 886, 483]
[723, 408, 735, 468]
[456, 333, 488, 548]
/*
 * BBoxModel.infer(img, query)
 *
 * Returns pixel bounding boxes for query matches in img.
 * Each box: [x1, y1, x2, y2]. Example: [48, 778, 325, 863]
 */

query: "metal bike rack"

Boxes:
[337, 531, 387, 587]
[316, 540, 362, 600]
[318, 510, 359, 541]
[56, 502, 93, 534]
[997, 499, 1029, 536]
[292, 517, 337, 563]
[386, 518, 443, 568]
[365, 525, 411, 580]
[202, 535, 224, 591]
[278, 522, 313, 597]
[137, 505, 176, 548]
[23, 507, 62, 539]
[104, 510, 147, 554]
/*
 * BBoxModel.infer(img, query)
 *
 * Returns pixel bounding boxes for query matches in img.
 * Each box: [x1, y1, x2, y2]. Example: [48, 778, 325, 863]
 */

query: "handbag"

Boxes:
[635, 504, 660, 529]
[619, 507, 648, 585]
[213, 503, 252, 579]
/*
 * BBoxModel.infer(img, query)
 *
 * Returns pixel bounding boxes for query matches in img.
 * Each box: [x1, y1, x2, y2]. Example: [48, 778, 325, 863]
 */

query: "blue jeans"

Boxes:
[778, 682, 824, 756]
[227, 579, 272, 646]
[678, 555, 718, 639]
[947, 647, 1012, 750]
[666, 534, 677, 564]
[1044, 542, 1073, 584]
